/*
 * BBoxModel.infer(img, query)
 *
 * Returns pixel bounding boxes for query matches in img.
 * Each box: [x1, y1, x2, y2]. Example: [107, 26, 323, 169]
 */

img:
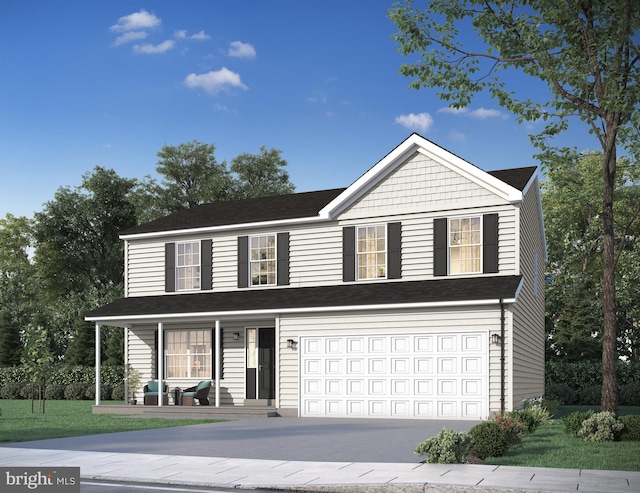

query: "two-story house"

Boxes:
[86, 133, 546, 420]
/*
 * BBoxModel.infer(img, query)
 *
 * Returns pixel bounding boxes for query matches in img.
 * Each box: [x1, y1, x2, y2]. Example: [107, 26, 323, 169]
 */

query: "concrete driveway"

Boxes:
[9, 417, 480, 463]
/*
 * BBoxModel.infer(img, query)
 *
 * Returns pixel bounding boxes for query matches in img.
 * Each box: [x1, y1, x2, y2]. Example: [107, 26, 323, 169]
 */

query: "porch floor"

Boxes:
[92, 404, 283, 418]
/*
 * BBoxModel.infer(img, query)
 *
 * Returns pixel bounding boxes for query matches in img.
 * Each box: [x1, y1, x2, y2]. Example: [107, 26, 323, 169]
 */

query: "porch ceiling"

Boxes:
[85, 275, 522, 326]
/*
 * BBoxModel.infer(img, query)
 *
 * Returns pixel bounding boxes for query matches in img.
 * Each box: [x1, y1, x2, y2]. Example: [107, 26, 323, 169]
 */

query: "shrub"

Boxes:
[64, 382, 90, 400]
[111, 383, 125, 401]
[494, 414, 525, 445]
[577, 412, 623, 442]
[563, 410, 595, 436]
[415, 428, 470, 464]
[545, 383, 577, 405]
[619, 383, 640, 406]
[469, 421, 509, 460]
[517, 402, 551, 433]
[540, 398, 559, 416]
[0, 382, 25, 399]
[45, 384, 66, 400]
[618, 415, 640, 442]
[578, 385, 601, 405]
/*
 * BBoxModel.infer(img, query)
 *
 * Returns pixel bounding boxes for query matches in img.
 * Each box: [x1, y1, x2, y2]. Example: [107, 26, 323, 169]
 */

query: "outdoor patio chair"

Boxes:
[143, 380, 169, 405]
[180, 380, 211, 406]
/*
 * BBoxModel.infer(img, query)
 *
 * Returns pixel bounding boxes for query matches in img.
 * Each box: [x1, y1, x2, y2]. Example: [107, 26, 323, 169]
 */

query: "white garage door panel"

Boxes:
[300, 332, 488, 419]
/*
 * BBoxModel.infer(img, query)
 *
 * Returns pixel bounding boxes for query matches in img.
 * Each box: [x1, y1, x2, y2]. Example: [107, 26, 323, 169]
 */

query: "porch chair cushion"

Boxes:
[181, 380, 211, 406]
[143, 380, 169, 405]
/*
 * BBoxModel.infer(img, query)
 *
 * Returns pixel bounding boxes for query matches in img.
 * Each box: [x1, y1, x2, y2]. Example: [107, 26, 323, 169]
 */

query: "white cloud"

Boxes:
[191, 30, 210, 41]
[133, 40, 175, 54]
[448, 130, 466, 142]
[394, 112, 434, 133]
[184, 68, 248, 94]
[114, 31, 147, 46]
[111, 10, 161, 33]
[307, 90, 327, 104]
[438, 106, 505, 119]
[228, 41, 256, 59]
[174, 30, 187, 39]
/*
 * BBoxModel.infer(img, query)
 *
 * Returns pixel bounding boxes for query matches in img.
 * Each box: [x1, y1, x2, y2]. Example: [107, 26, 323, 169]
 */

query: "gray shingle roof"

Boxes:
[85, 275, 522, 321]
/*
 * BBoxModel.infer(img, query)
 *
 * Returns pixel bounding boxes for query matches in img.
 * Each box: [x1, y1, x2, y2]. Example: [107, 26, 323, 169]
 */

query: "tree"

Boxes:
[156, 140, 233, 213]
[0, 309, 22, 366]
[230, 146, 296, 199]
[22, 325, 54, 413]
[542, 151, 640, 362]
[390, 0, 640, 414]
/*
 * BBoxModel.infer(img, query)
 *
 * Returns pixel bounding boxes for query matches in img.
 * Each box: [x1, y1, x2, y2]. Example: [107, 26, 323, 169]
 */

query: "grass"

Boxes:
[0, 400, 222, 444]
[485, 406, 640, 472]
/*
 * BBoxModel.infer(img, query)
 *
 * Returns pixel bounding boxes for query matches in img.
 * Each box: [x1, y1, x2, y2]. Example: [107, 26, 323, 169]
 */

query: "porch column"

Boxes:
[158, 322, 164, 407]
[215, 320, 220, 407]
[95, 323, 101, 406]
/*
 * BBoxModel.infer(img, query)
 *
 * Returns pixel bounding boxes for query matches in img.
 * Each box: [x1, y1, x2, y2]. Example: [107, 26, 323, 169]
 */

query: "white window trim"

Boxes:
[356, 224, 387, 281]
[164, 329, 212, 380]
[249, 234, 277, 287]
[448, 216, 482, 275]
[176, 240, 201, 292]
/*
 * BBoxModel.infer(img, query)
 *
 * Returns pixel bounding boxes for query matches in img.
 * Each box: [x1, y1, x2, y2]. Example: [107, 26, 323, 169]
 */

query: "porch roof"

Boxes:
[85, 275, 523, 325]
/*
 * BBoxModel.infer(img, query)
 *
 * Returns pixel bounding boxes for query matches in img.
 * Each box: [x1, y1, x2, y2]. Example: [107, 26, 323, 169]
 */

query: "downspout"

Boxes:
[500, 298, 506, 415]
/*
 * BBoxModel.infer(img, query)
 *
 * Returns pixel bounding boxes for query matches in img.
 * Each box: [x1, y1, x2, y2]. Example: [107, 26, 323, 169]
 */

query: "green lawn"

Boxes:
[0, 400, 222, 444]
[485, 406, 640, 472]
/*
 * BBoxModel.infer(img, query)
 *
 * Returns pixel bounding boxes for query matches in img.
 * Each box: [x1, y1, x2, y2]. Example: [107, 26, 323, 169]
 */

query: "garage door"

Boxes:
[300, 332, 488, 419]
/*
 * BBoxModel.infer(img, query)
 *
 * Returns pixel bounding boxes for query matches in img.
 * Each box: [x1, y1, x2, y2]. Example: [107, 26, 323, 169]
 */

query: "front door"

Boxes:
[246, 327, 275, 400]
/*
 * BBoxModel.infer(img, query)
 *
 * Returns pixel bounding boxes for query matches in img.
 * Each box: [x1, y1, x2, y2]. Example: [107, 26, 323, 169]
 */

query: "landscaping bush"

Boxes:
[563, 410, 595, 436]
[577, 412, 623, 442]
[64, 382, 90, 400]
[495, 413, 525, 445]
[545, 383, 577, 405]
[540, 398, 559, 416]
[619, 383, 640, 406]
[0, 381, 25, 399]
[618, 415, 640, 442]
[578, 385, 602, 405]
[45, 384, 66, 400]
[516, 402, 551, 433]
[111, 383, 125, 401]
[469, 421, 509, 460]
[415, 428, 470, 464]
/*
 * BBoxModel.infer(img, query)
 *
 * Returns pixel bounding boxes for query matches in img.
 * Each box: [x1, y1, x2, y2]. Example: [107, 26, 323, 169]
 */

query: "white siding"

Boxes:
[511, 184, 546, 408]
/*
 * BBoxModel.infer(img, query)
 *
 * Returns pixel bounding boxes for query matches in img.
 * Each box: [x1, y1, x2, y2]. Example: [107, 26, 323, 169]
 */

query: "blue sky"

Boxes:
[0, 0, 598, 219]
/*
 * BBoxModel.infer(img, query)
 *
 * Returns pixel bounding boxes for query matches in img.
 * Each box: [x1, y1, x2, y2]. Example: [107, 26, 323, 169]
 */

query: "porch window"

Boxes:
[176, 241, 201, 291]
[250, 234, 276, 286]
[356, 225, 386, 280]
[449, 217, 481, 274]
[165, 330, 211, 379]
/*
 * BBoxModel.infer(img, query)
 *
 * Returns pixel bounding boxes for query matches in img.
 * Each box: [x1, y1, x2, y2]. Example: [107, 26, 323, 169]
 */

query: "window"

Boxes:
[176, 241, 201, 291]
[250, 234, 276, 286]
[449, 217, 481, 274]
[356, 225, 386, 280]
[165, 330, 211, 379]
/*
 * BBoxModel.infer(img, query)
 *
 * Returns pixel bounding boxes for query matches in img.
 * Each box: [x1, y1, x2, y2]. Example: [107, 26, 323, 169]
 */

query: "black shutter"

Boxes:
[165, 243, 176, 292]
[342, 226, 356, 282]
[387, 222, 402, 279]
[483, 213, 499, 273]
[277, 232, 290, 286]
[434, 218, 448, 277]
[237, 236, 249, 288]
[201, 239, 213, 290]
[153, 329, 158, 379]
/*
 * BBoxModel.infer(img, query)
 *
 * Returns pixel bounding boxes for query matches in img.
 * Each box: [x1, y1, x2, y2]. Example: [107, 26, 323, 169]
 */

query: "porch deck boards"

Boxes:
[92, 404, 281, 418]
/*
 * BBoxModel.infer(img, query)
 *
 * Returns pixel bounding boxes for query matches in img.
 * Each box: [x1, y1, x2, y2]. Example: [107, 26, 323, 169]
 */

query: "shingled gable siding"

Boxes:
[342, 223, 402, 281]
[238, 233, 290, 288]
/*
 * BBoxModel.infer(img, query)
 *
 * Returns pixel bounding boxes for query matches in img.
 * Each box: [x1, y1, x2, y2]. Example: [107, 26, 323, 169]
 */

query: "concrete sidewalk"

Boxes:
[1, 446, 638, 493]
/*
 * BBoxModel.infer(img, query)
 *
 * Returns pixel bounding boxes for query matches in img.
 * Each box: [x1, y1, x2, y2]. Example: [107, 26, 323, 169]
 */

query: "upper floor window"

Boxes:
[449, 217, 481, 274]
[357, 225, 387, 279]
[250, 234, 277, 286]
[176, 241, 201, 291]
